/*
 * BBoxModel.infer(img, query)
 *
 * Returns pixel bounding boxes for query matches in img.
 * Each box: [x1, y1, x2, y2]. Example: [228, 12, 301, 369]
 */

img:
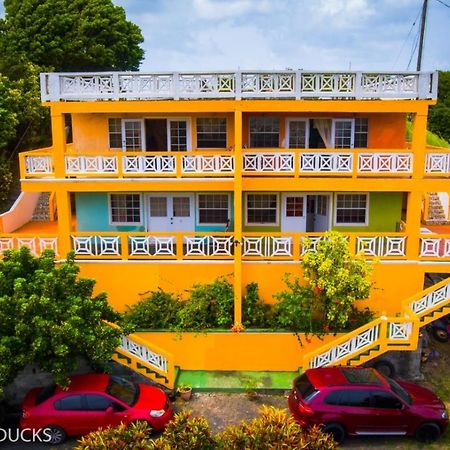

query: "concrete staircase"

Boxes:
[31, 192, 51, 222]
[425, 192, 449, 225]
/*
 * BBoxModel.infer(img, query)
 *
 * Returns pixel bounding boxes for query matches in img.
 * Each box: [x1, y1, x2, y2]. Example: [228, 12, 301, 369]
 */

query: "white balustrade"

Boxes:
[0, 237, 58, 255]
[182, 155, 234, 174]
[309, 323, 381, 368]
[119, 336, 168, 372]
[300, 153, 353, 173]
[388, 322, 413, 340]
[358, 153, 412, 173]
[72, 235, 120, 256]
[425, 153, 450, 174]
[25, 155, 53, 175]
[128, 236, 175, 256]
[242, 236, 293, 257]
[123, 155, 176, 174]
[420, 237, 450, 258]
[243, 153, 294, 172]
[184, 236, 233, 257]
[357, 236, 406, 257]
[41, 71, 437, 101]
[410, 280, 450, 315]
[65, 155, 118, 174]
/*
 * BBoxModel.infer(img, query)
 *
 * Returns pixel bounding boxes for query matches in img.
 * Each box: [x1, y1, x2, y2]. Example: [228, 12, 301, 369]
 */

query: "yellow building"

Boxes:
[1, 70, 450, 388]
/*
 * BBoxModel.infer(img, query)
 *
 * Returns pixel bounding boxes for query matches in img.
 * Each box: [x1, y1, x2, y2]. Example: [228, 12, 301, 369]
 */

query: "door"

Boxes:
[145, 119, 167, 151]
[147, 194, 195, 231]
[314, 195, 330, 231]
[122, 119, 145, 150]
[281, 194, 307, 232]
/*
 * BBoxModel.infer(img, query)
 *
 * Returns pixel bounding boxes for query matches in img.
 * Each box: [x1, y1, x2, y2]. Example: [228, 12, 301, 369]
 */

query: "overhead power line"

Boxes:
[435, 0, 450, 8]
[392, 7, 422, 69]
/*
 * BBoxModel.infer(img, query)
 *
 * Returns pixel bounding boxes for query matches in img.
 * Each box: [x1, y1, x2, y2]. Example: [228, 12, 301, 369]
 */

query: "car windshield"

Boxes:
[36, 384, 56, 405]
[382, 375, 412, 406]
[105, 376, 139, 406]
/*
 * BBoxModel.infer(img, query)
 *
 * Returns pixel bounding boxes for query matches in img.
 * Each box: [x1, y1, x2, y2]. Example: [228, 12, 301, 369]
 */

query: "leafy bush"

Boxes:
[75, 421, 152, 449]
[0, 156, 13, 207]
[216, 405, 336, 450]
[123, 289, 182, 329]
[242, 282, 273, 328]
[343, 306, 375, 330]
[151, 411, 216, 450]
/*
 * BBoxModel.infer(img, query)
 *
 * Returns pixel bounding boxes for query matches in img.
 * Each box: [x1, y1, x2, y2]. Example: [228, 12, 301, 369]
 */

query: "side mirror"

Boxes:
[105, 406, 114, 414]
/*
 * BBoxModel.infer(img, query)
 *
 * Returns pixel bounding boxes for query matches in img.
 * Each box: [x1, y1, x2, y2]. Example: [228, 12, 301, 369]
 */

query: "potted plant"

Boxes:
[177, 383, 193, 401]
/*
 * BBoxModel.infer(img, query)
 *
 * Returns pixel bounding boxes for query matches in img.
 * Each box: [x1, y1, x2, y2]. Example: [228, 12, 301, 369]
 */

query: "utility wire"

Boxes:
[392, 6, 422, 69]
[434, 0, 450, 8]
[407, 27, 421, 70]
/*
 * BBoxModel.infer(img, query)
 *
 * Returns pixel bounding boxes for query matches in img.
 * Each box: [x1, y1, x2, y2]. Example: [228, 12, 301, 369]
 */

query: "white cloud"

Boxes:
[192, 0, 273, 20]
[313, 0, 375, 28]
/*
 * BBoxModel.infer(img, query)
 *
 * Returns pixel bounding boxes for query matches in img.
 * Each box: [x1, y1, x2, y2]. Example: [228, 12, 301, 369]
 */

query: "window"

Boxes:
[286, 197, 304, 217]
[173, 197, 190, 217]
[249, 117, 279, 148]
[354, 118, 369, 148]
[198, 194, 229, 224]
[247, 194, 278, 225]
[55, 395, 84, 411]
[324, 390, 343, 406]
[294, 374, 318, 402]
[150, 197, 167, 217]
[169, 121, 188, 151]
[106, 376, 138, 406]
[110, 194, 141, 224]
[197, 118, 227, 148]
[317, 195, 328, 215]
[109, 118, 122, 148]
[335, 194, 368, 225]
[334, 120, 353, 148]
[288, 120, 308, 148]
[85, 394, 113, 411]
[371, 391, 402, 409]
[123, 120, 143, 150]
[339, 389, 371, 407]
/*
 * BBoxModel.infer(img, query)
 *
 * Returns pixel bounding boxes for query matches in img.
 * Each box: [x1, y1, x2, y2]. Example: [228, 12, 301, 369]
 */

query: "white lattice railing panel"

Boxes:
[358, 153, 413, 173]
[119, 336, 168, 372]
[60, 75, 115, 97]
[241, 72, 296, 97]
[301, 73, 354, 95]
[178, 73, 236, 97]
[65, 155, 118, 174]
[243, 153, 294, 172]
[0, 237, 58, 255]
[128, 236, 175, 256]
[242, 236, 293, 257]
[72, 235, 120, 256]
[420, 238, 450, 258]
[425, 153, 450, 174]
[184, 236, 233, 257]
[309, 324, 381, 368]
[410, 281, 450, 315]
[361, 74, 418, 97]
[300, 153, 353, 173]
[182, 155, 234, 174]
[357, 236, 406, 257]
[123, 155, 176, 174]
[388, 322, 413, 340]
[25, 155, 53, 174]
[119, 74, 173, 97]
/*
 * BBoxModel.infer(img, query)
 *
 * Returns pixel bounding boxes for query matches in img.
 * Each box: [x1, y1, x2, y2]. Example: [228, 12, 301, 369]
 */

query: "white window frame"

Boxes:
[332, 119, 355, 149]
[196, 117, 228, 149]
[248, 117, 280, 148]
[285, 118, 309, 149]
[108, 193, 143, 225]
[121, 119, 145, 151]
[196, 193, 231, 226]
[245, 193, 279, 226]
[167, 117, 192, 151]
[333, 192, 369, 227]
[108, 118, 123, 149]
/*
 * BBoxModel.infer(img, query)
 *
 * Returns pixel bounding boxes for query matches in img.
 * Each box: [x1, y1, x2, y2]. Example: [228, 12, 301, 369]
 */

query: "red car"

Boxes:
[20, 374, 173, 444]
[289, 366, 448, 444]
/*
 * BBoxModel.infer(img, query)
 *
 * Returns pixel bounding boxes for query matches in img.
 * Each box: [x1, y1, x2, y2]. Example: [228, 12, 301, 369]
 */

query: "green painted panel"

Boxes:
[242, 192, 281, 232]
[333, 192, 403, 232]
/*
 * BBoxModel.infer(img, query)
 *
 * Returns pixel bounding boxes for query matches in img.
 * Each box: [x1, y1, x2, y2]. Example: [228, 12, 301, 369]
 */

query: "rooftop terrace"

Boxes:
[40, 70, 438, 102]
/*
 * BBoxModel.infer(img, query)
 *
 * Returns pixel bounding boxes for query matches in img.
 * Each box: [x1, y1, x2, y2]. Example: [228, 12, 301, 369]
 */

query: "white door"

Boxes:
[147, 194, 195, 231]
[122, 119, 145, 150]
[281, 194, 307, 232]
[314, 195, 330, 232]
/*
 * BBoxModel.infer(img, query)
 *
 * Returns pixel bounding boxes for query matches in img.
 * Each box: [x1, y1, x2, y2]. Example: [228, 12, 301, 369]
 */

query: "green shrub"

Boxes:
[74, 421, 153, 450]
[342, 306, 375, 331]
[242, 282, 273, 328]
[0, 156, 13, 207]
[216, 405, 336, 450]
[150, 411, 216, 450]
[123, 289, 182, 329]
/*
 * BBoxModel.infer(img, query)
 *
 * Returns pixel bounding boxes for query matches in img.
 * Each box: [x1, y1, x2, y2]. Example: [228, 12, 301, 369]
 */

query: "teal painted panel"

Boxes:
[194, 192, 234, 232]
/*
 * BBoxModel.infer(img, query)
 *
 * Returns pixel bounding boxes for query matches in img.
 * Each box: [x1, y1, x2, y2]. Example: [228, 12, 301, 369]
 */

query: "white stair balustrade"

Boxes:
[118, 336, 168, 373]
[410, 280, 450, 316]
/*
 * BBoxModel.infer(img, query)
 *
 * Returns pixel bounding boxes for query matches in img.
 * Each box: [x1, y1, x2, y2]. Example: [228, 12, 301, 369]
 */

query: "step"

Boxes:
[176, 370, 298, 393]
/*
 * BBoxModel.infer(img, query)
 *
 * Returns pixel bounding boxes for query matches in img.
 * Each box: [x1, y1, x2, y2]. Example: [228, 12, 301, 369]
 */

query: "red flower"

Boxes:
[323, 325, 330, 332]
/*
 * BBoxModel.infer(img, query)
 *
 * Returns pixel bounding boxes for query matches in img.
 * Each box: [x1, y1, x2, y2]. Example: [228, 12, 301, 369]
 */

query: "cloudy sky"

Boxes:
[1, 0, 449, 71]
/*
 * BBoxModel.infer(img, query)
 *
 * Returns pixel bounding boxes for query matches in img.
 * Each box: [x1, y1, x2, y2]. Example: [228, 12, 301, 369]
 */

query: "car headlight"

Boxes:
[150, 409, 165, 418]
[442, 410, 449, 419]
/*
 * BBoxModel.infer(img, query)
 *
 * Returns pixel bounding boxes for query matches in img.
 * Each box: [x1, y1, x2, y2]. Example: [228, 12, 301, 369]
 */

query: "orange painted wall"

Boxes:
[368, 113, 407, 149]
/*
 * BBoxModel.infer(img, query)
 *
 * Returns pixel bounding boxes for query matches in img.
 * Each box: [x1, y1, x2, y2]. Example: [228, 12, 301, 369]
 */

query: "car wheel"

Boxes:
[323, 423, 346, 444]
[372, 360, 396, 378]
[432, 327, 449, 343]
[44, 425, 67, 445]
[415, 422, 441, 443]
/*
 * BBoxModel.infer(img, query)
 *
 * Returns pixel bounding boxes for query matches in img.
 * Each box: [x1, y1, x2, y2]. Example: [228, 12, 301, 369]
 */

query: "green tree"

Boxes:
[0, 0, 144, 72]
[302, 231, 373, 328]
[0, 248, 123, 396]
[428, 71, 450, 142]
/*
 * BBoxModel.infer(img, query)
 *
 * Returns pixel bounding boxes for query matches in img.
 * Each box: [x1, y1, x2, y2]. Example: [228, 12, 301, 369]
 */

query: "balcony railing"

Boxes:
[40, 71, 438, 101]
[22, 148, 450, 179]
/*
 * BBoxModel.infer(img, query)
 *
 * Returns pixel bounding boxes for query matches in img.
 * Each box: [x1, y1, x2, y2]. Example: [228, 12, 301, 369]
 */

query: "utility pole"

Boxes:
[416, 0, 428, 71]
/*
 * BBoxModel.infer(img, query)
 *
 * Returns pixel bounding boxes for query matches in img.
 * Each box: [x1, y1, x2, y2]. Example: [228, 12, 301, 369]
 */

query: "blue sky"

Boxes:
[1, 0, 449, 71]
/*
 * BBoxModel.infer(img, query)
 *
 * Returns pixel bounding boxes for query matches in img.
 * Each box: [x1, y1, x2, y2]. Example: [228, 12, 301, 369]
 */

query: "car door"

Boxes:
[84, 394, 129, 432]
[335, 389, 373, 434]
[53, 394, 87, 435]
[367, 390, 408, 435]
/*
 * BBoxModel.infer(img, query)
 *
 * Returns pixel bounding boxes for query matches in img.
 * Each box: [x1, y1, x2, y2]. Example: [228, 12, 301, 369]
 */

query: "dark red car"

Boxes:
[289, 366, 448, 444]
[20, 374, 173, 444]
